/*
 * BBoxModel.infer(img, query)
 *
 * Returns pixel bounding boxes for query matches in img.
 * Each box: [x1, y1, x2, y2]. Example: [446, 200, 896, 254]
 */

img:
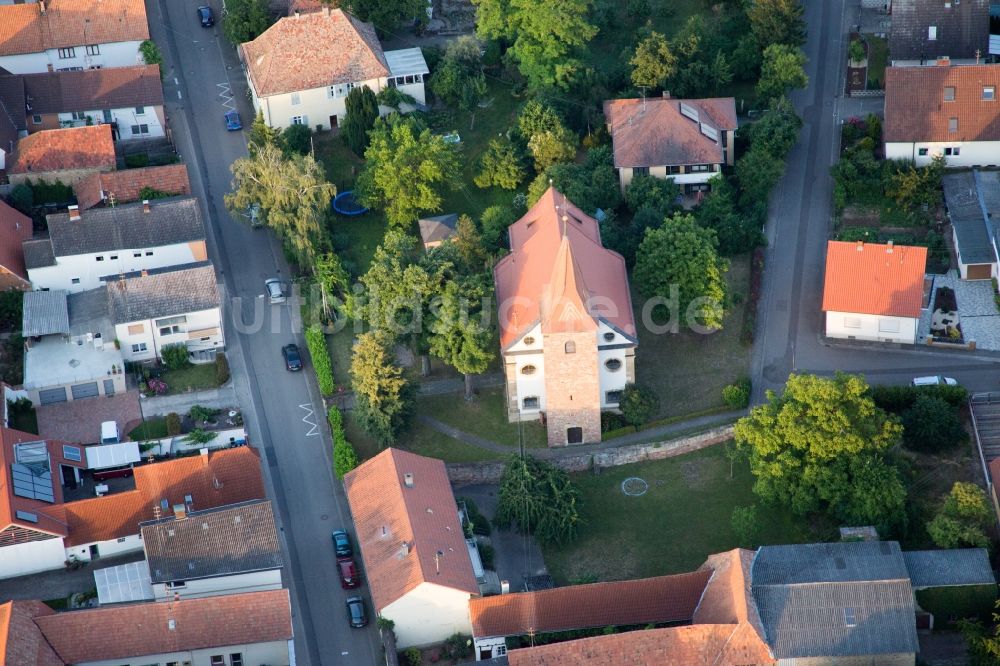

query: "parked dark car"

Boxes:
[346, 595, 367, 628]
[197, 6, 214, 26]
[282, 344, 302, 372]
[337, 557, 361, 589]
[224, 109, 242, 131]
[332, 529, 352, 557]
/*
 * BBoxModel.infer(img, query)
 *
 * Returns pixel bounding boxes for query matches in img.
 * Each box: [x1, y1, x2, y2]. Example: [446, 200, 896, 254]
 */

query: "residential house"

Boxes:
[0, 590, 294, 666]
[0, 199, 33, 290]
[0, 426, 86, 579]
[139, 499, 283, 602]
[73, 163, 191, 209]
[0, 73, 28, 169]
[15, 64, 165, 140]
[22, 288, 126, 406]
[240, 7, 428, 130]
[108, 262, 224, 364]
[889, 0, 990, 64]
[418, 213, 458, 250]
[822, 240, 928, 344]
[603, 95, 737, 194]
[344, 448, 480, 649]
[0, 0, 149, 75]
[884, 63, 1000, 167]
[942, 170, 1000, 279]
[23, 196, 207, 292]
[493, 187, 637, 447]
[7, 124, 115, 186]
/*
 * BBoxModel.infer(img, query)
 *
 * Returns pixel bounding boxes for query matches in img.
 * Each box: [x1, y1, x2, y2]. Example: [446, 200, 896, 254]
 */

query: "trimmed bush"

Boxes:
[165, 412, 182, 436]
[401, 647, 422, 666]
[870, 383, 968, 413]
[215, 352, 231, 385]
[901, 394, 968, 452]
[160, 343, 190, 370]
[722, 376, 752, 409]
[329, 406, 359, 479]
[305, 325, 335, 396]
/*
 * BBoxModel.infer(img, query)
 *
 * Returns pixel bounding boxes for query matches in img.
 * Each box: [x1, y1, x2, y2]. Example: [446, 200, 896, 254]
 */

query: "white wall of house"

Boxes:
[885, 141, 1000, 168]
[0, 41, 143, 75]
[152, 569, 282, 601]
[115, 307, 224, 363]
[68, 533, 144, 562]
[617, 163, 722, 191]
[597, 346, 628, 408]
[28, 241, 207, 292]
[55, 105, 166, 140]
[824, 310, 918, 344]
[380, 581, 473, 649]
[77, 640, 292, 666]
[0, 535, 67, 578]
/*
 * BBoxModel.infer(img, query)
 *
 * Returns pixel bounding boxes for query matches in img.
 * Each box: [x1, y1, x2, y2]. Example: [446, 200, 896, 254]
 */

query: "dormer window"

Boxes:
[984, 87, 996, 101]
[944, 86, 955, 101]
[928, 26, 937, 40]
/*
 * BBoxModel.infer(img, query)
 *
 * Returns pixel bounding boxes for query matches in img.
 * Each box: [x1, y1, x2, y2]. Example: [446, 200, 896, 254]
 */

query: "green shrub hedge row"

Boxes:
[305, 325, 335, 396]
[329, 406, 359, 479]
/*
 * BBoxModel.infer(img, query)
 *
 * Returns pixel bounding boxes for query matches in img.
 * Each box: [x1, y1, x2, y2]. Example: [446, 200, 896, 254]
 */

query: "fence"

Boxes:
[849, 89, 885, 98]
[969, 394, 1000, 526]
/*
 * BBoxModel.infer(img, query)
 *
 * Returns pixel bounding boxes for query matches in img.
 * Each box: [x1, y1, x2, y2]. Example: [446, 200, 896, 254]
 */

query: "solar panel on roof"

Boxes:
[11, 463, 55, 503]
[679, 102, 699, 123]
[15, 510, 38, 523]
[700, 123, 719, 142]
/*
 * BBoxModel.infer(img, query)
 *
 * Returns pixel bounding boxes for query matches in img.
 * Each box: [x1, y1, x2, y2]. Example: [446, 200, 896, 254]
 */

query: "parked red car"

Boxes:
[337, 556, 360, 589]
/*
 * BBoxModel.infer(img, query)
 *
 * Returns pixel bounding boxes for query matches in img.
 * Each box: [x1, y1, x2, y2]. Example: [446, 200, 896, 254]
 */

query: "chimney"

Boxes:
[140, 269, 148, 277]
[662, 90, 670, 99]
[323, 5, 330, 15]
[39, 0, 46, 14]
[856, 240, 864, 252]
[294, 10, 300, 18]
[886, 240, 894, 253]
[401, 541, 410, 556]
[67, 205, 80, 221]
[142, 199, 151, 214]
[200, 447, 209, 465]
[404, 472, 414, 488]
[184, 493, 193, 511]
[172, 503, 187, 520]
[936, 56, 951, 66]
[167, 619, 176, 631]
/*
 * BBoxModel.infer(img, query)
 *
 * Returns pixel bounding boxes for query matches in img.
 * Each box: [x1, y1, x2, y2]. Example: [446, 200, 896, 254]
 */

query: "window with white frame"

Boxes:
[522, 396, 540, 409]
[291, 92, 301, 105]
[985, 87, 997, 101]
[230, 654, 244, 666]
[918, 148, 929, 156]
[71, 111, 86, 121]
[63, 445, 82, 461]
[290, 115, 305, 125]
[928, 26, 937, 40]
[843, 317, 862, 329]
[878, 319, 901, 333]
[330, 83, 354, 97]
[944, 86, 955, 101]
[689, 164, 712, 172]
[156, 315, 187, 336]
[58, 47, 76, 59]
[131, 342, 148, 353]
[86, 44, 100, 55]
[31, 114, 41, 124]
[606, 390, 623, 404]
[948, 117, 958, 132]
[131, 124, 149, 135]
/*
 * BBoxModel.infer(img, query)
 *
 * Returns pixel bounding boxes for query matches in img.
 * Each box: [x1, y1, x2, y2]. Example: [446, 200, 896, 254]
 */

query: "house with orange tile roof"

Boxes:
[493, 186, 637, 447]
[603, 94, 737, 194]
[884, 63, 1000, 168]
[239, 7, 428, 131]
[73, 163, 191, 210]
[344, 448, 480, 648]
[0, 198, 33, 290]
[821, 240, 929, 344]
[0, 589, 294, 666]
[0, 0, 149, 75]
[7, 124, 116, 186]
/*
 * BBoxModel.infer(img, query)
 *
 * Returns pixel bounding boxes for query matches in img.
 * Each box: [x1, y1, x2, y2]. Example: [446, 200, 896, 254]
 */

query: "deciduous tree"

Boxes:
[221, 0, 271, 45]
[927, 482, 993, 549]
[428, 276, 495, 400]
[756, 44, 809, 103]
[902, 393, 968, 452]
[619, 383, 660, 430]
[350, 331, 414, 446]
[746, 0, 806, 49]
[629, 32, 677, 91]
[430, 36, 488, 111]
[343, 0, 426, 34]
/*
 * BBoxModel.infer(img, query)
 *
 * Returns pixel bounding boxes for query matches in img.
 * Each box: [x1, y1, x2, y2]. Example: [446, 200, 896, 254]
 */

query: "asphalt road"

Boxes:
[750, 0, 1000, 399]
[145, 1, 380, 664]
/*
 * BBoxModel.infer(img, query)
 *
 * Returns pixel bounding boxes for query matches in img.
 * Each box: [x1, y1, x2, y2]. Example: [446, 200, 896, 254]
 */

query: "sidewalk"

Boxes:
[141, 383, 239, 416]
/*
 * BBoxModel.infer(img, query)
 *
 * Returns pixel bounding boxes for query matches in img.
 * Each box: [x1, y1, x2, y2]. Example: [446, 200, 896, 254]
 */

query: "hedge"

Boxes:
[869, 383, 968, 413]
[305, 325, 335, 396]
[915, 585, 998, 625]
[329, 406, 358, 479]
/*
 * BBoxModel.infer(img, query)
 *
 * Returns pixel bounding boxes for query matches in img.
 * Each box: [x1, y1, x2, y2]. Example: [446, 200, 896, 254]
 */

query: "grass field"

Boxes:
[129, 416, 168, 441]
[159, 364, 220, 394]
[541, 443, 826, 584]
[864, 35, 888, 89]
[634, 252, 752, 420]
[344, 411, 502, 463]
[417, 387, 548, 449]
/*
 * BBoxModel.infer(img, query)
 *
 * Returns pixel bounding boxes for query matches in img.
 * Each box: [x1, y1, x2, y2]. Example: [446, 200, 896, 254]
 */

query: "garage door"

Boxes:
[70, 382, 99, 400]
[38, 387, 67, 405]
[968, 264, 993, 280]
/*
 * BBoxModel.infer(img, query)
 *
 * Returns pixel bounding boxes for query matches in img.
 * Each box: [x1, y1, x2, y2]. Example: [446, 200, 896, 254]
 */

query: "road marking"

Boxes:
[173, 77, 178, 85]
[217, 82, 235, 111]
[177, 90, 182, 100]
[299, 403, 319, 437]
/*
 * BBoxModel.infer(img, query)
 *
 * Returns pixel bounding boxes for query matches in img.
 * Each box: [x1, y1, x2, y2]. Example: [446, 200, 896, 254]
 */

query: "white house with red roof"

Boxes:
[493, 187, 637, 447]
[822, 241, 929, 345]
[240, 7, 427, 131]
[344, 448, 480, 649]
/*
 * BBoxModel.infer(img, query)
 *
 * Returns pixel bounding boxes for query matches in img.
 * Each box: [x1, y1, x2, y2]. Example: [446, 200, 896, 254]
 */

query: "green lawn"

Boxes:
[345, 410, 501, 463]
[634, 253, 752, 420]
[864, 35, 888, 89]
[541, 443, 827, 584]
[159, 364, 220, 394]
[128, 416, 168, 441]
[417, 387, 548, 449]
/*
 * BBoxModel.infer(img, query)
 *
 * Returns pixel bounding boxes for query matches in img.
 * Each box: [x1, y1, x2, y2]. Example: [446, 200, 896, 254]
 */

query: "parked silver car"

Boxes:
[265, 278, 286, 304]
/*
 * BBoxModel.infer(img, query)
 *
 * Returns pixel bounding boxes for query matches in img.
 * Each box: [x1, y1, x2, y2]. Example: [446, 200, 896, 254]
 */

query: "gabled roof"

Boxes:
[22, 289, 69, 337]
[21, 240, 54, 270]
[42, 196, 205, 259]
[34, 589, 292, 664]
[0, 427, 78, 538]
[821, 241, 928, 318]
[751, 541, 919, 659]
[904, 548, 996, 588]
[694, 549, 766, 641]
[241, 8, 389, 98]
[493, 187, 636, 348]
[469, 570, 712, 639]
[0, 0, 149, 57]
[106, 262, 220, 324]
[603, 96, 736, 168]
[141, 499, 283, 584]
[74, 163, 191, 210]
[21, 64, 163, 115]
[344, 448, 479, 611]
[942, 171, 998, 265]
[418, 213, 458, 245]
[889, 0, 990, 61]
[8, 124, 115, 175]
[0, 600, 62, 666]
[62, 446, 265, 546]
[884, 64, 1000, 143]
[0, 199, 32, 283]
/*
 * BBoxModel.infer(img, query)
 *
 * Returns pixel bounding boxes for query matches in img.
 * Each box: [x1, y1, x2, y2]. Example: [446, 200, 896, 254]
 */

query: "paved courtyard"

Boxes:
[918, 272, 1000, 351]
[36, 392, 142, 444]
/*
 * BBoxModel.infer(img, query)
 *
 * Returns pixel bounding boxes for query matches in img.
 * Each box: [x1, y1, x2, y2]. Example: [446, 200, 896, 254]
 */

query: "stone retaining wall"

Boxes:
[448, 424, 735, 485]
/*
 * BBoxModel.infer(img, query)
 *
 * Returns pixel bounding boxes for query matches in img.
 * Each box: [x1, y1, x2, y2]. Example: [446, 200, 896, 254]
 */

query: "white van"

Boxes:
[100, 421, 120, 445]
[911, 376, 959, 387]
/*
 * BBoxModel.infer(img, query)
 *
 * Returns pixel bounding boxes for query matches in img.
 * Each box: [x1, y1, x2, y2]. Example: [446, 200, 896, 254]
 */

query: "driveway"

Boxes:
[145, 1, 380, 663]
[918, 272, 1000, 350]
[0, 552, 145, 603]
[36, 392, 142, 444]
[750, 0, 1000, 401]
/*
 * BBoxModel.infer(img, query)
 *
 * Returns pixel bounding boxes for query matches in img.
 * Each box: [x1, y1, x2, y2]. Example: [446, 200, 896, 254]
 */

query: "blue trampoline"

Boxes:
[332, 190, 369, 216]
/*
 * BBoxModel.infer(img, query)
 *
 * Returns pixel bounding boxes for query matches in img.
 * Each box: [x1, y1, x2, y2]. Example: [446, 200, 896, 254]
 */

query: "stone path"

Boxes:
[418, 410, 744, 460]
[919, 272, 1000, 350]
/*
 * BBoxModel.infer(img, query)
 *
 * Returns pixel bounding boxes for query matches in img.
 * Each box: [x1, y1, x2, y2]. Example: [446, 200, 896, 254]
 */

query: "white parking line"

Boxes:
[299, 403, 319, 437]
